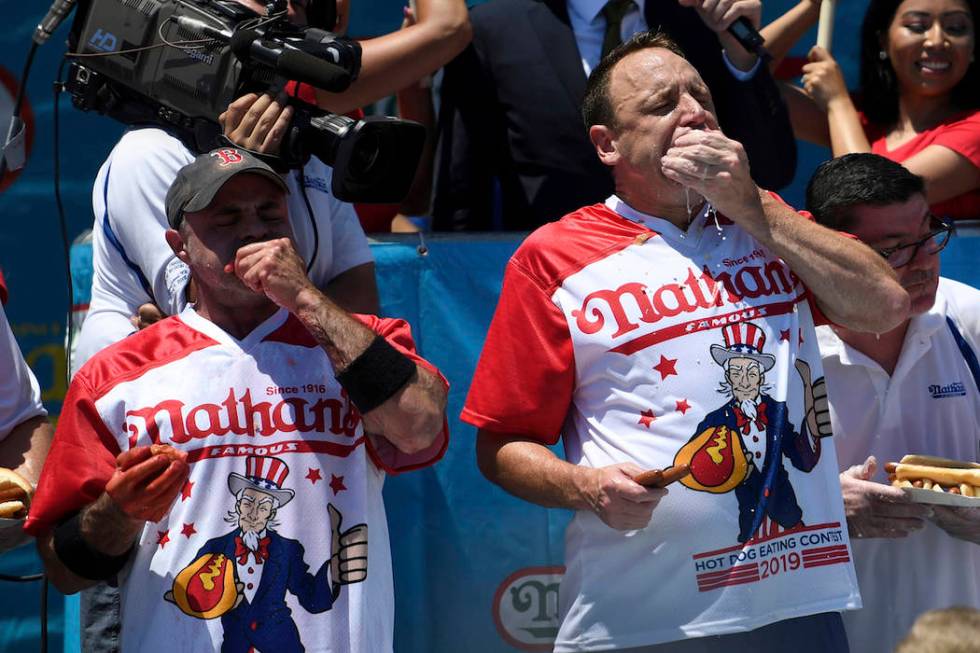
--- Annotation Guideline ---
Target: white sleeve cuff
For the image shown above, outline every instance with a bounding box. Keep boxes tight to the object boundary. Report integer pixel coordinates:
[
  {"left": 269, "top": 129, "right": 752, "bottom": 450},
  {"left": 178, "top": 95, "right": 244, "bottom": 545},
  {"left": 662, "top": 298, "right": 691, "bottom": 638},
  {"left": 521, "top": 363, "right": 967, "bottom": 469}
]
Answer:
[{"left": 722, "top": 50, "right": 761, "bottom": 81}]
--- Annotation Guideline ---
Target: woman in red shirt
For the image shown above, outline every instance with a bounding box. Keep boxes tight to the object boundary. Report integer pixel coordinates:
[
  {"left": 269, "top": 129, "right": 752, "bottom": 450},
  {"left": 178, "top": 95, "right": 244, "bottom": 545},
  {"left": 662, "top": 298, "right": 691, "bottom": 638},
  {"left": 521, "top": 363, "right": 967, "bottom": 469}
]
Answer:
[{"left": 764, "top": 0, "right": 980, "bottom": 220}]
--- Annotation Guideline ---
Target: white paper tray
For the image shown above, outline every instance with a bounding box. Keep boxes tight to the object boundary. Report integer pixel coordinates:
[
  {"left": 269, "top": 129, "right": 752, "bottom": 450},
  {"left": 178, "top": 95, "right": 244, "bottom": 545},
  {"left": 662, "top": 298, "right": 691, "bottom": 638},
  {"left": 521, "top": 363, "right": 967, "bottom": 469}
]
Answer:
[{"left": 903, "top": 487, "right": 980, "bottom": 508}]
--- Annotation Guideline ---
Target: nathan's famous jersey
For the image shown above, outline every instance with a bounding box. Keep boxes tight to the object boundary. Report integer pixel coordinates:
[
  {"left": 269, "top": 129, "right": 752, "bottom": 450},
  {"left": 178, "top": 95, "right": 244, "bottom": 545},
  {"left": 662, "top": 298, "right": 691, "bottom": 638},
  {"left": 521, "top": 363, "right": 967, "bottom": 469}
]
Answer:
[
  {"left": 27, "top": 307, "right": 448, "bottom": 653},
  {"left": 463, "top": 197, "right": 860, "bottom": 652}
]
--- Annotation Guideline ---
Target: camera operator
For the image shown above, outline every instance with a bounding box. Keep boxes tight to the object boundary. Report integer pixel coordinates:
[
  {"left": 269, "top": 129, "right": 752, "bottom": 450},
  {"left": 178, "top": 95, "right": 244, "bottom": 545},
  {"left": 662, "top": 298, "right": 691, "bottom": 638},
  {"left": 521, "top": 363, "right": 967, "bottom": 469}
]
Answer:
[{"left": 74, "top": 0, "right": 472, "bottom": 366}]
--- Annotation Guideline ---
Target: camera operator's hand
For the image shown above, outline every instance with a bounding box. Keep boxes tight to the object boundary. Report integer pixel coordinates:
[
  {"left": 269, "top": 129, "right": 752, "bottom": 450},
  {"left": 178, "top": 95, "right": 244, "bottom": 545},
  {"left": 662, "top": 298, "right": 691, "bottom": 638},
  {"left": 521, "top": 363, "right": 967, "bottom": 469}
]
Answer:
[
  {"left": 219, "top": 93, "right": 294, "bottom": 155},
  {"left": 130, "top": 303, "right": 166, "bottom": 331}
]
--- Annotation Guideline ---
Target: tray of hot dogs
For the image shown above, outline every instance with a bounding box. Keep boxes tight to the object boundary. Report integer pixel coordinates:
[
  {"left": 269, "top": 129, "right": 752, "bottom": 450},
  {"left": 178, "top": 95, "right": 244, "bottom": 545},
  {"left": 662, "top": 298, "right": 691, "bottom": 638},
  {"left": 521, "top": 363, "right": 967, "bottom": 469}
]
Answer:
[{"left": 886, "top": 455, "right": 980, "bottom": 508}]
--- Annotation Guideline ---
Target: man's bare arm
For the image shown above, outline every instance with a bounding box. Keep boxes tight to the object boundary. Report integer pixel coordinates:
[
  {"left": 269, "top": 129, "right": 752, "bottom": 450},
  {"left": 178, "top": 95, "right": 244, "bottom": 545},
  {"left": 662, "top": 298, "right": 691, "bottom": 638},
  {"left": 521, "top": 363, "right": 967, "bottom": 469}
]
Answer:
[
  {"left": 750, "top": 191, "right": 909, "bottom": 332},
  {"left": 0, "top": 415, "right": 52, "bottom": 488},
  {"left": 476, "top": 430, "right": 668, "bottom": 531},
  {"left": 314, "top": 0, "right": 471, "bottom": 115},
  {"left": 662, "top": 129, "right": 910, "bottom": 333},
  {"left": 233, "top": 239, "right": 446, "bottom": 453},
  {"left": 36, "top": 493, "right": 142, "bottom": 594}
]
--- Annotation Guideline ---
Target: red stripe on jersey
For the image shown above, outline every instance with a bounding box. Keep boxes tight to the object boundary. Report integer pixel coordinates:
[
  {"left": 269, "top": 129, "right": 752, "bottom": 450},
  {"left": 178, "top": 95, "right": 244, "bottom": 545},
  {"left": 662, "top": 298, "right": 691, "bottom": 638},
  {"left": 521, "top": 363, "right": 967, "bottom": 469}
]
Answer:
[
  {"left": 262, "top": 314, "right": 319, "bottom": 347},
  {"left": 609, "top": 295, "right": 806, "bottom": 355},
  {"left": 77, "top": 315, "right": 220, "bottom": 399},
  {"left": 510, "top": 203, "right": 655, "bottom": 297},
  {"left": 187, "top": 437, "right": 367, "bottom": 462}
]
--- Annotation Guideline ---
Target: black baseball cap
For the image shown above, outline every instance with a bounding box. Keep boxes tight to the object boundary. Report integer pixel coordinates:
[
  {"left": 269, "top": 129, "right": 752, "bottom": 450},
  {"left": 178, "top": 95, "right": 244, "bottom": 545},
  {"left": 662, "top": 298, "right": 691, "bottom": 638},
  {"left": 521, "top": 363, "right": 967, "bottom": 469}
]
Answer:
[{"left": 165, "top": 148, "right": 290, "bottom": 228}]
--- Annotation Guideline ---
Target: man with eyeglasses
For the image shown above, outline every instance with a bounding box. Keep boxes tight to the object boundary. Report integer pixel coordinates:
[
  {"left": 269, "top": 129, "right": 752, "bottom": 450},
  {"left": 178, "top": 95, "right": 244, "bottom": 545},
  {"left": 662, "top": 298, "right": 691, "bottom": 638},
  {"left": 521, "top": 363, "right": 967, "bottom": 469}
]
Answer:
[{"left": 806, "top": 153, "right": 980, "bottom": 653}]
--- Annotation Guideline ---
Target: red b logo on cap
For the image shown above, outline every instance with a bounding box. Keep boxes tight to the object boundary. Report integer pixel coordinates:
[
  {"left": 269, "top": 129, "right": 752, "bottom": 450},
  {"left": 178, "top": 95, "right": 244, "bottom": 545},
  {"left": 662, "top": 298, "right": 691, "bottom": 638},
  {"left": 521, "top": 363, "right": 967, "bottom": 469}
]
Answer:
[{"left": 211, "top": 149, "right": 244, "bottom": 166}]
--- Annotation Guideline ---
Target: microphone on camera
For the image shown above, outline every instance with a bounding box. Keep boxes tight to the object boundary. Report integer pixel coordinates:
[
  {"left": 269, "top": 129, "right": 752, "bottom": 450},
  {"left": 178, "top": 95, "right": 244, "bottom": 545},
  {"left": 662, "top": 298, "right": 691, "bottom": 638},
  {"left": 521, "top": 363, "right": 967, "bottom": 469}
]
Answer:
[
  {"left": 230, "top": 29, "right": 353, "bottom": 92},
  {"left": 727, "top": 17, "right": 767, "bottom": 57},
  {"left": 33, "top": 0, "right": 77, "bottom": 45}
]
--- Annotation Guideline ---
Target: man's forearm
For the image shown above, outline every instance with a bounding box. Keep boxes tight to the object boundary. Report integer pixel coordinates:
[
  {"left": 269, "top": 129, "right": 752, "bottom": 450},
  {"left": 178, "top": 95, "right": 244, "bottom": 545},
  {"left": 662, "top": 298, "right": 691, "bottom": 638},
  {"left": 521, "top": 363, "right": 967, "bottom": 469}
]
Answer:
[
  {"left": 313, "top": 0, "right": 470, "bottom": 114},
  {"left": 744, "top": 193, "right": 909, "bottom": 332},
  {"left": 0, "top": 415, "right": 53, "bottom": 488},
  {"left": 37, "top": 493, "right": 141, "bottom": 594},
  {"left": 293, "top": 288, "right": 447, "bottom": 450},
  {"left": 476, "top": 431, "right": 592, "bottom": 511},
  {"left": 294, "top": 287, "right": 380, "bottom": 369}
]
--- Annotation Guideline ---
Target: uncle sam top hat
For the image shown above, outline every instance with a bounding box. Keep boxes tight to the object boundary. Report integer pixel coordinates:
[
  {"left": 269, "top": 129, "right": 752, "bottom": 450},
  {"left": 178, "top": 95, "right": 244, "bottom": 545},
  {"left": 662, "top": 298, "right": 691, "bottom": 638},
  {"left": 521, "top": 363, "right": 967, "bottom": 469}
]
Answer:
[
  {"left": 228, "top": 455, "right": 295, "bottom": 507},
  {"left": 710, "top": 322, "right": 776, "bottom": 372}
]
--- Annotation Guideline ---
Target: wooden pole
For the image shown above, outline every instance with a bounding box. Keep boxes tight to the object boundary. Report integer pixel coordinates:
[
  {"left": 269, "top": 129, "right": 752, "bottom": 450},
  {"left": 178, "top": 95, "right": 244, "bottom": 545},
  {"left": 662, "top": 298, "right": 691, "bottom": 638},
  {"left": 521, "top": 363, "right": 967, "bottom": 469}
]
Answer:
[{"left": 817, "top": 0, "right": 836, "bottom": 50}]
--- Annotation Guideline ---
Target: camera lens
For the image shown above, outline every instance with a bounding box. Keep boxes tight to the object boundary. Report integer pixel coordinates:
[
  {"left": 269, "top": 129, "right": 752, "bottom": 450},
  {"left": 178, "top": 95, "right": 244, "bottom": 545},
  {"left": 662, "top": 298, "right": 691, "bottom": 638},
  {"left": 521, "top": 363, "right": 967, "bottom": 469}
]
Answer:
[{"left": 348, "top": 131, "right": 381, "bottom": 179}]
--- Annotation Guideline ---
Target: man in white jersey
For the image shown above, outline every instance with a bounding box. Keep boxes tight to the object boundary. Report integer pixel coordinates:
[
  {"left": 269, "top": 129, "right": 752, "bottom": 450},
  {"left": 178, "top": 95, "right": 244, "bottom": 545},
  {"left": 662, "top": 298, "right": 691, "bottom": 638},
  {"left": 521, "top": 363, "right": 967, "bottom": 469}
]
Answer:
[
  {"left": 805, "top": 153, "right": 980, "bottom": 653},
  {"left": 463, "top": 32, "right": 910, "bottom": 651},
  {"left": 25, "top": 148, "right": 449, "bottom": 653},
  {"left": 0, "top": 288, "right": 52, "bottom": 552}
]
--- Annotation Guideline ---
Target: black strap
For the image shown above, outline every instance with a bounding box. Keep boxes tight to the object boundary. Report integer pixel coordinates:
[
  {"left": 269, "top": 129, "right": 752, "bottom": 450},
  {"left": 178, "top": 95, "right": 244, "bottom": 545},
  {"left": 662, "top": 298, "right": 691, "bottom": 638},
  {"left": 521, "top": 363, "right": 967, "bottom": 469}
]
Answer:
[
  {"left": 946, "top": 316, "right": 980, "bottom": 394},
  {"left": 52, "top": 512, "right": 133, "bottom": 581},
  {"left": 336, "top": 336, "right": 416, "bottom": 413}
]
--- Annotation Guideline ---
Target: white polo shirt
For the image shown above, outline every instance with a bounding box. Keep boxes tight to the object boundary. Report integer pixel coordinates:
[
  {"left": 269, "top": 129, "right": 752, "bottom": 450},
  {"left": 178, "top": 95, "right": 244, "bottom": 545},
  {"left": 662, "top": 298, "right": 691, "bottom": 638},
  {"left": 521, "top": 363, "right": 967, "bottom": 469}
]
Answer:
[{"left": 818, "top": 277, "right": 980, "bottom": 653}]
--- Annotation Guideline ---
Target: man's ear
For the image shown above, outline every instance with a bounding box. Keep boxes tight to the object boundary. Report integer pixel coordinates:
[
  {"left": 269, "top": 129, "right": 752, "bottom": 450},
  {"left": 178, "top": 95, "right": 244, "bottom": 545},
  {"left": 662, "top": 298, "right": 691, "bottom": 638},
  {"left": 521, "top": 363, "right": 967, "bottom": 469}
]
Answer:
[
  {"left": 589, "top": 124, "right": 619, "bottom": 167},
  {"left": 165, "top": 228, "right": 189, "bottom": 263}
]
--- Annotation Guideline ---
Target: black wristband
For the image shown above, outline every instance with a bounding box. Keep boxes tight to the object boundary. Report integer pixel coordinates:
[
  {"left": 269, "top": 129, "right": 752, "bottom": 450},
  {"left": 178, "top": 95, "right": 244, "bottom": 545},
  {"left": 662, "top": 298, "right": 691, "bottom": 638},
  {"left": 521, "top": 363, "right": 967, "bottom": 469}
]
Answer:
[
  {"left": 336, "top": 336, "right": 417, "bottom": 413},
  {"left": 52, "top": 512, "right": 134, "bottom": 581}
]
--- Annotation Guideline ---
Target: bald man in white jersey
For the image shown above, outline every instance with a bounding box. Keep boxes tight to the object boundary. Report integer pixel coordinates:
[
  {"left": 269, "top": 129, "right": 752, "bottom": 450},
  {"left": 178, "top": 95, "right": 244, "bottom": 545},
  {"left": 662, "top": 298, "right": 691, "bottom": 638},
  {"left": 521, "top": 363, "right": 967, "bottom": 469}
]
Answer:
[{"left": 463, "top": 31, "right": 910, "bottom": 652}]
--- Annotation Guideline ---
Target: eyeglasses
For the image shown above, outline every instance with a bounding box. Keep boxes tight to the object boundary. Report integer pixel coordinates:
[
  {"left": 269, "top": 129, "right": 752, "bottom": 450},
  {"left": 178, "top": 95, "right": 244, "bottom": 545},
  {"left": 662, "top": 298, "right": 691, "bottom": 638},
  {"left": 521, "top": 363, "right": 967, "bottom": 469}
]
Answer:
[{"left": 874, "top": 214, "right": 953, "bottom": 268}]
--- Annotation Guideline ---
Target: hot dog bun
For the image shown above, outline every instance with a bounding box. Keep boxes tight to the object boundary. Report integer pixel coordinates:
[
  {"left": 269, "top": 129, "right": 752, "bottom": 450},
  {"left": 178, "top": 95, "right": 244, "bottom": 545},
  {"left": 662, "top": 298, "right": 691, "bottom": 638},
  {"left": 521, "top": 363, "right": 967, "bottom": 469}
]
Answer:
[
  {"left": 894, "top": 463, "right": 980, "bottom": 487},
  {"left": 888, "top": 455, "right": 980, "bottom": 497},
  {"left": 0, "top": 500, "right": 26, "bottom": 519},
  {"left": 150, "top": 444, "right": 187, "bottom": 463},
  {"left": 0, "top": 468, "right": 32, "bottom": 518},
  {"left": 899, "top": 454, "right": 980, "bottom": 470}
]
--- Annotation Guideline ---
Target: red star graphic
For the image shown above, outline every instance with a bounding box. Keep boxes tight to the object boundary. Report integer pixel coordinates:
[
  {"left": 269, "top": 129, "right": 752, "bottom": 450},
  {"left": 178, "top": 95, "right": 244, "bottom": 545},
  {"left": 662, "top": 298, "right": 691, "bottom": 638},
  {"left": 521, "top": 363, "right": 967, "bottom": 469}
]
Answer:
[
  {"left": 157, "top": 530, "right": 170, "bottom": 549},
  {"left": 675, "top": 399, "right": 691, "bottom": 414},
  {"left": 798, "top": 329, "right": 805, "bottom": 346},
  {"left": 653, "top": 355, "right": 678, "bottom": 380},
  {"left": 306, "top": 468, "right": 323, "bottom": 484},
  {"left": 638, "top": 409, "right": 656, "bottom": 428},
  {"left": 181, "top": 523, "right": 197, "bottom": 539},
  {"left": 180, "top": 480, "right": 194, "bottom": 502},
  {"left": 329, "top": 474, "right": 347, "bottom": 495},
  {"left": 779, "top": 329, "right": 791, "bottom": 342}
]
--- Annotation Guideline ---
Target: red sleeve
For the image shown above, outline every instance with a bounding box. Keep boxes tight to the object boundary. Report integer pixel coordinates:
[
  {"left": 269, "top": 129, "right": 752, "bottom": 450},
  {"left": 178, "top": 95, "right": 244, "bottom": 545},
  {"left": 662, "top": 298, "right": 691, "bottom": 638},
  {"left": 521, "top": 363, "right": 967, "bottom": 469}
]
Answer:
[
  {"left": 352, "top": 314, "right": 450, "bottom": 475},
  {"left": 0, "top": 269, "right": 7, "bottom": 305},
  {"left": 931, "top": 111, "right": 980, "bottom": 170},
  {"left": 461, "top": 260, "right": 575, "bottom": 444},
  {"left": 23, "top": 377, "right": 121, "bottom": 535}
]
